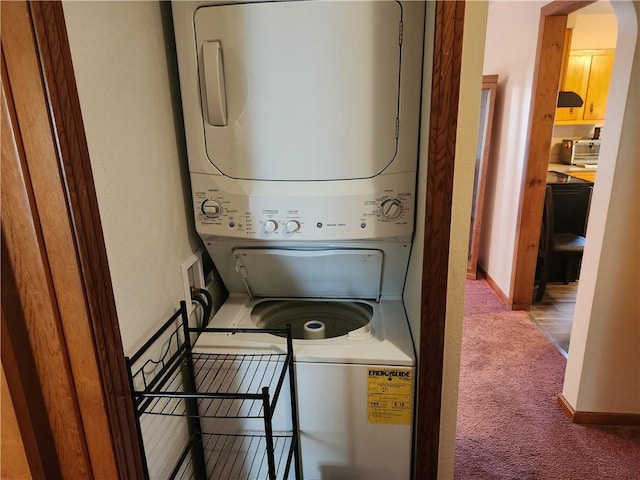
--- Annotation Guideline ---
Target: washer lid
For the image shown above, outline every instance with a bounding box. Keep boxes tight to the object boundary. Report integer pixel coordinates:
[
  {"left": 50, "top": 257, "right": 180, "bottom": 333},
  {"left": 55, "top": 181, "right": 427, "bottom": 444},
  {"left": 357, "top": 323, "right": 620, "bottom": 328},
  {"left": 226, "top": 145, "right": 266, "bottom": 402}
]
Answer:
[{"left": 232, "top": 249, "right": 383, "bottom": 300}]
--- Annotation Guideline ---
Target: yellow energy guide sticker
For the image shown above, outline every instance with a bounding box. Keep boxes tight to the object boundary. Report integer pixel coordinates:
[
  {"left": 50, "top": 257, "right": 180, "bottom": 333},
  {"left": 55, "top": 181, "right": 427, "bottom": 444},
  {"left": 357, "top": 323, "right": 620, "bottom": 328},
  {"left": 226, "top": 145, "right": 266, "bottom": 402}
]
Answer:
[{"left": 367, "top": 368, "right": 413, "bottom": 425}]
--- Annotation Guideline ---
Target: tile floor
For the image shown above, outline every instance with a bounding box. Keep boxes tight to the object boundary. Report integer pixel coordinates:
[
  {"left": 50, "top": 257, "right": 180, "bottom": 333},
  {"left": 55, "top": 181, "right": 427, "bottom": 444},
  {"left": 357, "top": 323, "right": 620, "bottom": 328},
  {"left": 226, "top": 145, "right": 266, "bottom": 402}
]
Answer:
[{"left": 529, "top": 282, "right": 578, "bottom": 358}]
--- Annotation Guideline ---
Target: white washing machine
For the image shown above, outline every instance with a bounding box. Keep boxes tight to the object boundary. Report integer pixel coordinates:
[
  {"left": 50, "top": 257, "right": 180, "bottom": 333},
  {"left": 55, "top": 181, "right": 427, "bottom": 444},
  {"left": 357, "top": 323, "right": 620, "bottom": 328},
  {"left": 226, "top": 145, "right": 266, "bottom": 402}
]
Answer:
[
  {"left": 193, "top": 246, "right": 416, "bottom": 479},
  {"left": 171, "top": 1, "right": 425, "bottom": 478}
]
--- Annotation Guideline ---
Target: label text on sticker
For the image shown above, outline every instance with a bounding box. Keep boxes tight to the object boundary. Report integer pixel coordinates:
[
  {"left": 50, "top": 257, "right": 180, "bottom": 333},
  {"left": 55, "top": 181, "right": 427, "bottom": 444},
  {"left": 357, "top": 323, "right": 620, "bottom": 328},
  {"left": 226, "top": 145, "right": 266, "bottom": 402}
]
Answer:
[{"left": 367, "top": 368, "right": 413, "bottom": 425}]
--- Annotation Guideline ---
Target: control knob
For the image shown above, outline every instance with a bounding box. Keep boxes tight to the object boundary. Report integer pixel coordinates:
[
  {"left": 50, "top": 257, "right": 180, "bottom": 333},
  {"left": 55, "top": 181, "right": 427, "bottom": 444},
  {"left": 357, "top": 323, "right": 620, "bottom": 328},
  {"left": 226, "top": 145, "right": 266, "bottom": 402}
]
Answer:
[
  {"left": 380, "top": 198, "right": 404, "bottom": 220},
  {"left": 264, "top": 219, "right": 278, "bottom": 233},
  {"left": 201, "top": 199, "right": 222, "bottom": 219},
  {"left": 286, "top": 220, "right": 301, "bottom": 233}
]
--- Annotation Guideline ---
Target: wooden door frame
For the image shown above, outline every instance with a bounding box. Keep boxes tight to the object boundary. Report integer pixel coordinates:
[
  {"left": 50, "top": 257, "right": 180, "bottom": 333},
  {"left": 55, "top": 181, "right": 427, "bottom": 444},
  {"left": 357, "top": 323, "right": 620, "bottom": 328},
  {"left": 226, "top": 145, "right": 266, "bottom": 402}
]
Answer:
[
  {"left": 2, "top": 1, "right": 464, "bottom": 477},
  {"left": 416, "top": 1, "right": 466, "bottom": 477},
  {"left": 1, "top": 2, "right": 144, "bottom": 478},
  {"left": 509, "top": 1, "right": 595, "bottom": 310}
]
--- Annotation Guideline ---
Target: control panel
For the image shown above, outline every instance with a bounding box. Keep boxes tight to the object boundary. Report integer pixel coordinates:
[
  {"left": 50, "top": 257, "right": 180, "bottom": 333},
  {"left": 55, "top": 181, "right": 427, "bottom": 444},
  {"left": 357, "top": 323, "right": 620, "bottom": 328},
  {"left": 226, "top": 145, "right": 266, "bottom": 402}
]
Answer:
[{"left": 190, "top": 172, "right": 415, "bottom": 241}]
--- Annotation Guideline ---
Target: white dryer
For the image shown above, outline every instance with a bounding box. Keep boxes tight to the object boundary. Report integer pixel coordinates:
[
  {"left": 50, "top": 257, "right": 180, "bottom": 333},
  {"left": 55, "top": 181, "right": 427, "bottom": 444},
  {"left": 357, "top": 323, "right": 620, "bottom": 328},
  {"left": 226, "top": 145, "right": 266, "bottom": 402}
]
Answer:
[{"left": 171, "top": 1, "right": 425, "bottom": 478}]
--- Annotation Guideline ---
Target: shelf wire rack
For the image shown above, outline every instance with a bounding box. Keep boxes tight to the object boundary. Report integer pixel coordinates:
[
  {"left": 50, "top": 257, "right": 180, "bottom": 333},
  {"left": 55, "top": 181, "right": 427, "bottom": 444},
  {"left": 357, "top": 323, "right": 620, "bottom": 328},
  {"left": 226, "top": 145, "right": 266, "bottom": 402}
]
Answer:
[{"left": 126, "top": 301, "right": 300, "bottom": 480}]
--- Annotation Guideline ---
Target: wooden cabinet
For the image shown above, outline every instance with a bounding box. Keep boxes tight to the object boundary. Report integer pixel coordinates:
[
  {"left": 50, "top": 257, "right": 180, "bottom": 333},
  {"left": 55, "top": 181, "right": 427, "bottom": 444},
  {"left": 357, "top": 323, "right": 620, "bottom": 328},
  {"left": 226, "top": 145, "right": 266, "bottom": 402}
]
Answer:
[{"left": 555, "top": 49, "right": 615, "bottom": 124}]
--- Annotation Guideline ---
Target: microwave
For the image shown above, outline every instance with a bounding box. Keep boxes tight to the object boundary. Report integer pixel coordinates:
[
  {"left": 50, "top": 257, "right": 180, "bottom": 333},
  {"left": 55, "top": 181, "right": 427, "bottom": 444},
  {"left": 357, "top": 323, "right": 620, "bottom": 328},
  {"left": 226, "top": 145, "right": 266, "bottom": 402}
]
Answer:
[{"left": 560, "top": 139, "right": 601, "bottom": 165}]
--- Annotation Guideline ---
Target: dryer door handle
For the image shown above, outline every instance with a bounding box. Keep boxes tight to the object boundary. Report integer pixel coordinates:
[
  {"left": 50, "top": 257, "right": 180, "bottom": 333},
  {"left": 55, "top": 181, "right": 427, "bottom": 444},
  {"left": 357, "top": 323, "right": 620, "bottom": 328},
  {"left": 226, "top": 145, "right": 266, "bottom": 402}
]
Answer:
[{"left": 201, "top": 41, "right": 228, "bottom": 126}]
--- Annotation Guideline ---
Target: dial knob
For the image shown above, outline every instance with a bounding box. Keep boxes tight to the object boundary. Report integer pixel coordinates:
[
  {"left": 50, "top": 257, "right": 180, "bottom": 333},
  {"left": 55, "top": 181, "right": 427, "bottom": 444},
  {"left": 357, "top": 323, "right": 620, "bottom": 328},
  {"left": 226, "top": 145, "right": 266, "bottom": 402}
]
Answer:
[
  {"left": 201, "top": 199, "right": 222, "bottom": 219},
  {"left": 380, "top": 198, "right": 404, "bottom": 220},
  {"left": 264, "top": 219, "right": 278, "bottom": 233},
  {"left": 286, "top": 220, "right": 301, "bottom": 233}
]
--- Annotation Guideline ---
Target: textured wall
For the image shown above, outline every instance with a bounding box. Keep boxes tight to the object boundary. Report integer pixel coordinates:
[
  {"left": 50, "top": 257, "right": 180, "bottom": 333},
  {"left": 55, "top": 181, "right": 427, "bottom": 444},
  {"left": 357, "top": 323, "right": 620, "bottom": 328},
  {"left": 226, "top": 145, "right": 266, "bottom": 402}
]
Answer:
[
  {"left": 63, "top": 2, "right": 203, "bottom": 476},
  {"left": 63, "top": 1, "right": 201, "bottom": 355}
]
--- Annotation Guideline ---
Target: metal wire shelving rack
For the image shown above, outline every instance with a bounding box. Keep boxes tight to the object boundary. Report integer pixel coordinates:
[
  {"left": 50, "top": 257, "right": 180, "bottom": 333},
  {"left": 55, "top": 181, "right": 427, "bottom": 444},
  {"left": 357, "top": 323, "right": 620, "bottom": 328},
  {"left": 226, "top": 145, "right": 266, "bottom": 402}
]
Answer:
[{"left": 126, "top": 301, "right": 300, "bottom": 480}]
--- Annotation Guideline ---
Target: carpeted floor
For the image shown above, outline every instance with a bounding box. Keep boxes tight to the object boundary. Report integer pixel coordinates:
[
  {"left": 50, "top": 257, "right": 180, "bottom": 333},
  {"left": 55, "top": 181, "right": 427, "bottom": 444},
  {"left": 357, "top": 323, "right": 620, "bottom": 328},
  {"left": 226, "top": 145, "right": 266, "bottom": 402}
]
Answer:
[{"left": 455, "top": 279, "right": 640, "bottom": 480}]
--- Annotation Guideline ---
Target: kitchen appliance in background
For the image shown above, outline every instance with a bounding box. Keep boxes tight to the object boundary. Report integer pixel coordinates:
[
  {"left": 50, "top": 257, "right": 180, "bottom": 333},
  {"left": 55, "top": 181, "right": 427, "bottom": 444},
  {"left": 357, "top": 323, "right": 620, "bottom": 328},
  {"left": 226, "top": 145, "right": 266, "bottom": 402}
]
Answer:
[
  {"left": 171, "top": 1, "right": 425, "bottom": 478},
  {"left": 560, "top": 139, "right": 602, "bottom": 166}
]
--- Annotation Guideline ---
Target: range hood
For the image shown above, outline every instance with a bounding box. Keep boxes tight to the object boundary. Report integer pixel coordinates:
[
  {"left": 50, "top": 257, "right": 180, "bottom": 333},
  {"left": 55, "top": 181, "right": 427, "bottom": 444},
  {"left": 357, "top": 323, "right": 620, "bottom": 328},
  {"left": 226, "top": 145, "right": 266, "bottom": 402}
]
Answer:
[{"left": 557, "top": 91, "right": 584, "bottom": 108}]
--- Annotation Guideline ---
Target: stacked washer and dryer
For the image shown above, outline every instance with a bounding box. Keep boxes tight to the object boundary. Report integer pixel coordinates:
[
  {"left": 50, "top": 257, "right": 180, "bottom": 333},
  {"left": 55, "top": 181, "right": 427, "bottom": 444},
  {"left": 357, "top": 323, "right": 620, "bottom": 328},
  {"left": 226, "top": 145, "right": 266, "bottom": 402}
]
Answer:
[{"left": 172, "top": 1, "right": 425, "bottom": 478}]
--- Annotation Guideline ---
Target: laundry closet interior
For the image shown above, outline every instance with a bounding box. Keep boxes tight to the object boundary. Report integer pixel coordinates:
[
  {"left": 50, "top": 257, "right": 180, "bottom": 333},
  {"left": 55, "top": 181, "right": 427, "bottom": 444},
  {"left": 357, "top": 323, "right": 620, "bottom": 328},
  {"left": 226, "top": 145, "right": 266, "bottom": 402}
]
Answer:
[{"left": 61, "top": 1, "right": 449, "bottom": 479}]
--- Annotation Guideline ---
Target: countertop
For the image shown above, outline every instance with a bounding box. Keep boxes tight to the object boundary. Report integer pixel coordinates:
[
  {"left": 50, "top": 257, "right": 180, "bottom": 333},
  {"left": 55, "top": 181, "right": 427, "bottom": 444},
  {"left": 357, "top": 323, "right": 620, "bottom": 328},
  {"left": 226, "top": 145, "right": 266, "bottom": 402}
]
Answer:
[
  {"left": 548, "top": 162, "right": 597, "bottom": 173},
  {"left": 548, "top": 162, "right": 597, "bottom": 183},
  {"left": 547, "top": 170, "right": 593, "bottom": 185}
]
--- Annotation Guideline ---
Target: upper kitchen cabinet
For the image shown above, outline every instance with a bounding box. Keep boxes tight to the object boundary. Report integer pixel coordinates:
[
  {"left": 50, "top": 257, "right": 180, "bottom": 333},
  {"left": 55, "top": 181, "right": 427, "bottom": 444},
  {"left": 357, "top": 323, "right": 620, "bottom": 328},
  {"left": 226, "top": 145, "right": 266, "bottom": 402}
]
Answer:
[{"left": 555, "top": 49, "right": 615, "bottom": 125}]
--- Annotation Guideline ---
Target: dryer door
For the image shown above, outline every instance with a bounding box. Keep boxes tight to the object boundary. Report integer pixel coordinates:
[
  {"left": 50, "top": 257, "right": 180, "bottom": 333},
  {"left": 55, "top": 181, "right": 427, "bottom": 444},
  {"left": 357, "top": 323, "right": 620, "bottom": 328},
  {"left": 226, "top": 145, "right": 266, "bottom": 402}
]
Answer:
[{"left": 194, "top": 1, "right": 402, "bottom": 181}]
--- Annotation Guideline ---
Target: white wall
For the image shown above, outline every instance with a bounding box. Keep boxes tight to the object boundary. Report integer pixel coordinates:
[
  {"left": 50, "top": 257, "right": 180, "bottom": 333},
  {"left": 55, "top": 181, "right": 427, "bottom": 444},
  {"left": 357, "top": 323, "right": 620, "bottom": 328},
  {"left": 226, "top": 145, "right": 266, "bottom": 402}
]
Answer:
[
  {"left": 442, "top": 2, "right": 489, "bottom": 475},
  {"left": 478, "top": 1, "right": 546, "bottom": 296},
  {"left": 62, "top": 1, "right": 201, "bottom": 354},
  {"left": 570, "top": 13, "right": 617, "bottom": 50},
  {"left": 404, "top": 2, "right": 488, "bottom": 477},
  {"left": 562, "top": 1, "right": 639, "bottom": 415},
  {"left": 63, "top": 2, "right": 202, "bottom": 476}
]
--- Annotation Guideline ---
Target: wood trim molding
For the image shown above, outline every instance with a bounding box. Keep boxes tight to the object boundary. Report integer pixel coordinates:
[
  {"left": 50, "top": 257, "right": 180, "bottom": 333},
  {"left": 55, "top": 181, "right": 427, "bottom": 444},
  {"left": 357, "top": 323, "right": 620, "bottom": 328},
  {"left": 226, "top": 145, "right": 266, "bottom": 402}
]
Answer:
[
  {"left": 1, "top": 361, "right": 34, "bottom": 479},
  {"left": 1, "top": 2, "right": 144, "bottom": 478},
  {"left": 478, "top": 267, "right": 511, "bottom": 307},
  {"left": 509, "top": 1, "right": 596, "bottom": 310},
  {"left": 1, "top": 173, "right": 62, "bottom": 479},
  {"left": 416, "top": 1, "right": 466, "bottom": 478},
  {"left": 27, "top": 2, "right": 145, "bottom": 478},
  {"left": 541, "top": 1, "right": 595, "bottom": 17},
  {"left": 558, "top": 394, "right": 640, "bottom": 426},
  {"left": 509, "top": 13, "right": 568, "bottom": 310},
  {"left": 1, "top": 28, "right": 92, "bottom": 478}
]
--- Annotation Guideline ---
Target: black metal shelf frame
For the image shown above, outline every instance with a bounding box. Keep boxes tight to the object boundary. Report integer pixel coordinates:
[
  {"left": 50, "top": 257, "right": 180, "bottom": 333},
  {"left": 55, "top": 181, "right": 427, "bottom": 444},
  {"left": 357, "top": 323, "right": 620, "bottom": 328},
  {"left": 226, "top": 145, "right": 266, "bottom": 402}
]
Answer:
[{"left": 126, "top": 301, "right": 300, "bottom": 480}]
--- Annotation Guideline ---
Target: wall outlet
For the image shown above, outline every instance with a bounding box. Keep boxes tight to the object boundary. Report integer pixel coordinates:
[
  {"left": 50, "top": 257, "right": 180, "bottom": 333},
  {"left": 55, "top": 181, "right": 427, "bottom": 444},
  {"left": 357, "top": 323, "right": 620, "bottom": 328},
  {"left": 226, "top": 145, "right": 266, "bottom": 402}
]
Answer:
[{"left": 181, "top": 251, "right": 205, "bottom": 316}]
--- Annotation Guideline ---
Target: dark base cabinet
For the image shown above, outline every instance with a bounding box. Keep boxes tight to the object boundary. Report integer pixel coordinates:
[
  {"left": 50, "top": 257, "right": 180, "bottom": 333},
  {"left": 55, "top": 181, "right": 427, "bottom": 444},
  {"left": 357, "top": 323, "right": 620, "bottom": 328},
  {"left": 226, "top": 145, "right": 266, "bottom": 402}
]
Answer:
[
  {"left": 535, "top": 255, "right": 583, "bottom": 284},
  {"left": 549, "top": 178, "right": 593, "bottom": 238},
  {"left": 535, "top": 171, "right": 593, "bottom": 283}
]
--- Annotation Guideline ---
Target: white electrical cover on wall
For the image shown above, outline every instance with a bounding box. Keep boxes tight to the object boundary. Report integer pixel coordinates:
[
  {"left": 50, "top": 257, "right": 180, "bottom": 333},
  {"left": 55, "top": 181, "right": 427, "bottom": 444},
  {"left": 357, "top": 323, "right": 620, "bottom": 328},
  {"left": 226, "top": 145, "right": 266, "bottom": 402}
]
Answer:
[{"left": 194, "top": 1, "right": 402, "bottom": 181}]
